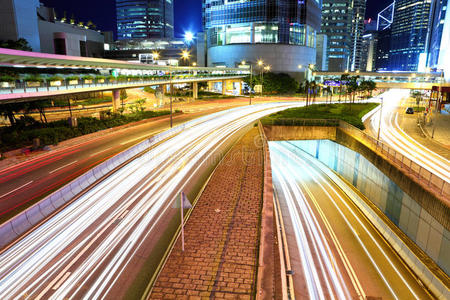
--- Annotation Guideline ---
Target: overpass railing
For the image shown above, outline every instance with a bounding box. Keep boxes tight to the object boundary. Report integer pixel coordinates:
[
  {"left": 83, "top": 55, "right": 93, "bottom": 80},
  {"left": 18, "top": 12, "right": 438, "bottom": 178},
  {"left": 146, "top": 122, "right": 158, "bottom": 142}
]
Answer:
[{"left": 0, "top": 74, "right": 246, "bottom": 96}]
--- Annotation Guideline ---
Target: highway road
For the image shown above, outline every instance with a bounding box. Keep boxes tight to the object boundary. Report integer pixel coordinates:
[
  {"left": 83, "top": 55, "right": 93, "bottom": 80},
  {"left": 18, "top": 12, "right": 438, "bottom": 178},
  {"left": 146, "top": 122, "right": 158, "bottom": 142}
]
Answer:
[
  {"left": 368, "top": 89, "right": 450, "bottom": 182},
  {"left": 0, "top": 99, "right": 261, "bottom": 223},
  {"left": 0, "top": 102, "right": 296, "bottom": 299},
  {"left": 270, "top": 141, "right": 434, "bottom": 300}
]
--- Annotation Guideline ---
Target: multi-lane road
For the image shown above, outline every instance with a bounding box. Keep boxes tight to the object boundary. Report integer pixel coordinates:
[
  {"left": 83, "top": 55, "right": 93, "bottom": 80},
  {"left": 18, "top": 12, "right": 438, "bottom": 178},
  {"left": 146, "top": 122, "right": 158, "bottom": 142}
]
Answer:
[
  {"left": 270, "top": 141, "right": 433, "bottom": 300},
  {"left": 0, "top": 103, "right": 296, "bottom": 299},
  {"left": 368, "top": 89, "right": 450, "bottom": 182}
]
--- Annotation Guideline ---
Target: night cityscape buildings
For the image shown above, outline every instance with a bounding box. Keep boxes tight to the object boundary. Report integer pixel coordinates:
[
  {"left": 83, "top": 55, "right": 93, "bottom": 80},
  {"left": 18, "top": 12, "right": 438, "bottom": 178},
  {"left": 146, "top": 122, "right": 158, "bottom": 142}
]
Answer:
[
  {"left": 202, "top": 0, "right": 321, "bottom": 79},
  {"left": 116, "top": 0, "right": 174, "bottom": 40},
  {"left": 389, "top": 0, "right": 432, "bottom": 72},
  {"left": 427, "top": 0, "right": 450, "bottom": 78},
  {"left": 0, "top": 0, "right": 106, "bottom": 56},
  {"left": 320, "top": 0, "right": 366, "bottom": 72}
]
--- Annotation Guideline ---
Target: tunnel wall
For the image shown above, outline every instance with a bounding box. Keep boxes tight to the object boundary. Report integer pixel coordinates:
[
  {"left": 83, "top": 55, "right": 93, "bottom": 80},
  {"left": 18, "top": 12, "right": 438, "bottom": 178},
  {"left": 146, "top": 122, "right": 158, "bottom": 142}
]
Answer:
[{"left": 290, "top": 139, "right": 449, "bottom": 275}]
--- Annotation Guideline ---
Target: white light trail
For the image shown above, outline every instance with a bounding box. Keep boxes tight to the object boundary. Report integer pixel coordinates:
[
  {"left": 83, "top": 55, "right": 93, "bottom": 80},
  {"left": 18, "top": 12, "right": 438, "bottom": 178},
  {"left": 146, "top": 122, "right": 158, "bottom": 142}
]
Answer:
[
  {"left": 370, "top": 89, "right": 450, "bottom": 181},
  {"left": 0, "top": 103, "right": 299, "bottom": 299}
]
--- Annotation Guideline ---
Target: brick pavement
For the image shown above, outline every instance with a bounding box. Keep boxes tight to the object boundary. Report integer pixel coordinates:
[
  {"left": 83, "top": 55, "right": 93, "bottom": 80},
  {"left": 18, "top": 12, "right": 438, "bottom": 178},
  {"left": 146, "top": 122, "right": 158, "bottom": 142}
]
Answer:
[{"left": 150, "top": 128, "right": 264, "bottom": 299}]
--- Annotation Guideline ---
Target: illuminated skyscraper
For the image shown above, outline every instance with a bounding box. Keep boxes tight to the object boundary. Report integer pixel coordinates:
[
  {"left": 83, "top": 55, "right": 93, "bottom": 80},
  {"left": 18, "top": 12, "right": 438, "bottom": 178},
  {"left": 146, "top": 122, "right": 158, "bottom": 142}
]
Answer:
[
  {"left": 116, "top": 0, "right": 174, "bottom": 40},
  {"left": 320, "top": 0, "right": 366, "bottom": 72},
  {"left": 389, "top": 0, "right": 431, "bottom": 71},
  {"left": 202, "top": 0, "right": 322, "bottom": 79},
  {"left": 427, "top": 0, "right": 450, "bottom": 80}
]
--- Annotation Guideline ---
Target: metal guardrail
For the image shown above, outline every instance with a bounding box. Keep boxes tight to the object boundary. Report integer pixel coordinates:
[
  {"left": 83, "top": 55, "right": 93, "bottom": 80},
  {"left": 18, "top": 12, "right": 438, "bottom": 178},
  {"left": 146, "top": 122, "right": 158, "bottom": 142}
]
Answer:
[
  {"left": 0, "top": 75, "right": 245, "bottom": 96},
  {"left": 338, "top": 121, "right": 449, "bottom": 199}
]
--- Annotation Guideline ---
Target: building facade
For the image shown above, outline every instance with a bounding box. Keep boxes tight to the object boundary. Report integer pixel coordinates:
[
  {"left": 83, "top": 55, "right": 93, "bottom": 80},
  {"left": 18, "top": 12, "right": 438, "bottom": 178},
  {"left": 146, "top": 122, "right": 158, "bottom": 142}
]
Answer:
[
  {"left": 389, "top": 0, "right": 432, "bottom": 71},
  {"left": 0, "top": 0, "right": 106, "bottom": 57},
  {"left": 202, "top": 0, "right": 321, "bottom": 79},
  {"left": 427, "top": 0, "right": 450, "bottom": 81},
  {"left": 321, "top": 0, "right": 366, "bottom": 72},
  {"left": 104, "top": 38, "right": 197, "bottom": 66},
  {"left": 0, "top": 0, "right": 41, "bottom": 51},
  {"left": 116, "top": 0, "right": 174, "bottom": 40}
]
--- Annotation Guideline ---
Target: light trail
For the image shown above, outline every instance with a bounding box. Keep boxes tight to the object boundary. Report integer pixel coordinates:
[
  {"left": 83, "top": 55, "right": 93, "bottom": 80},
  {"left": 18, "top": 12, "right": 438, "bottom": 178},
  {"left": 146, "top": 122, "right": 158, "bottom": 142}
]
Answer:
[
  {"left": 270, "top": 142, "right": 433, "bottom": 300},
  {"left": 0, "top": 103, "right": 298, "bottom": 299},
  {"left": 369, "top": 89, "right": 450, "bottom": 181}
]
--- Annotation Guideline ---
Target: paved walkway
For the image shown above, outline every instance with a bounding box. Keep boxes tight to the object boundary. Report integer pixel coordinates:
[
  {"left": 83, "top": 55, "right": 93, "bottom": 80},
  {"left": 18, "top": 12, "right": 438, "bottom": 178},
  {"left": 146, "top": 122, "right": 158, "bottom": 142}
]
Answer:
[{"left": 149, "top": 128, "right": 264, "bottom": 299}]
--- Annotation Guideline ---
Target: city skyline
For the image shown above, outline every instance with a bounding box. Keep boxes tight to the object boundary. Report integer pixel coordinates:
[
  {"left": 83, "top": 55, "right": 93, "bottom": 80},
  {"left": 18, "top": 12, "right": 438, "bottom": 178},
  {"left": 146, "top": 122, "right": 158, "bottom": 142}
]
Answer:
[{"left": 40, "top": 0, "right": 391, "bottom": 38}]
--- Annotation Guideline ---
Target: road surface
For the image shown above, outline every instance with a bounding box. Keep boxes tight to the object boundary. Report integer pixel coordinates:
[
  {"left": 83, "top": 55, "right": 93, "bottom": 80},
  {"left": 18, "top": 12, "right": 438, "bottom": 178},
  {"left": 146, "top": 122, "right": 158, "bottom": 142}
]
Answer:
[
  {"left": 270, "top": 141, "right": 434, "bottom": 300},
  {"left": 0, "top": 102, "right": 296, "bottom": 299},
  {"left": 368, "top": 89, "right": 450, "bottom": 182}
]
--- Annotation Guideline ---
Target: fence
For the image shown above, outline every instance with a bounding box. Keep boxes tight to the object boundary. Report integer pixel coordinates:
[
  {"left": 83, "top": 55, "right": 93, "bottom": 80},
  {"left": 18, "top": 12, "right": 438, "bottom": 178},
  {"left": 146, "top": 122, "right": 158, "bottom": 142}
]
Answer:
[{"left": 0, "top": 75, "right": 244, "bottom": 96}]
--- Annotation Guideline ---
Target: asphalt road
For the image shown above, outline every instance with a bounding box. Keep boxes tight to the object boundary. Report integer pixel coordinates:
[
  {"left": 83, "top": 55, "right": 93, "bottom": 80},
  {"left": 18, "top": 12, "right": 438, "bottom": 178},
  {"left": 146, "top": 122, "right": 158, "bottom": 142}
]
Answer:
[
  {"left": 367, "top": 89, "right": 449, "bottom": 182},
  {"left": 0, "top": 102, "right": 298, "bottom": 299},
  {"left": 270, "top": 141, "right": 434, "bottom": 300},
  {"left": 0, "top": 97, "right": 267, "bottom": 223}
]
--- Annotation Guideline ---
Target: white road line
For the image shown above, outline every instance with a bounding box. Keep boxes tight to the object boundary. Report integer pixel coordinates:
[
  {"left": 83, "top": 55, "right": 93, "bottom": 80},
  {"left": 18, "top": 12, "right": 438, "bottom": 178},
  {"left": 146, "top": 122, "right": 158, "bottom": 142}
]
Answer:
[
  {"left": 52, "top": 272, "right": 71, "bottom": 290},
  {"left": 89, "top": 148, "right": 112, "bottom": 157},
  {"left": 49, "top": 161, "right": 78, "bottom": 174},
  {"left": 118, "top": 210, "right": 129, "bottom": 219},
  {"left": 120, "top": 135, "right": 150, "bottom": 145},
  {"left": 0, "top": 180, "right": 34, "bottom": 198}
]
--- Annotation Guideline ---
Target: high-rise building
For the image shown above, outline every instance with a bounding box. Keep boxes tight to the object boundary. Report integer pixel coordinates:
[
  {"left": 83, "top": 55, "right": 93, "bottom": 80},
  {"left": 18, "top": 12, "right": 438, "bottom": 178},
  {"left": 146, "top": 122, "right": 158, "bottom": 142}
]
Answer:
[
  {"left": 116, "top": 0, "right": 174, "bottom": 40},
  {"left": 389, "top": 0, "right": 432, "bottom": 71},
  {"left": 321, "top": 0, "right": 366, "bottom": 72},
  {"left": 361, "top": 33, "right": 377, "bottom": 72},
  {"left": 202, "top": 0, "right": 322, "bottom": 79},
  {"left": 316, "top": 34, "right": 328, "bottom": 71},
  {"left": 427, "top": 0, "right": 450, "bottom": 81}
]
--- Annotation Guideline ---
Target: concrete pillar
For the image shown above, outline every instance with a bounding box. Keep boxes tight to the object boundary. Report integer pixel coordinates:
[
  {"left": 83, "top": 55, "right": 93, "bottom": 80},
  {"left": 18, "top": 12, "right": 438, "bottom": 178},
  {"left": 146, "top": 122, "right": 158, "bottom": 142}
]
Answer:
[
  {"left": 112, "top": 89, "right": 120, "bottom": 112},
  {"left": 193, "top": 82, "right": 198, "bottom": 99},
  {"left": 222, "top": 80, "right": 226, "bottom": 95},
  {"left": 208, "top": 81, "right": 214, "bottom": 91}
]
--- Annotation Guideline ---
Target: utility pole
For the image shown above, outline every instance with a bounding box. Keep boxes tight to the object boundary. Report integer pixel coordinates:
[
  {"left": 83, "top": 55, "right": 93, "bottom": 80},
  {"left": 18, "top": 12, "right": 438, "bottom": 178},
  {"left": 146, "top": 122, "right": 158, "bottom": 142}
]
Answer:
[
  {"left": 170, "top": 66, "right": 173, "bottom": 128},
  {"left": 377, "top": 96, "right": 384, "bottom": 144},
  {"left": 249, "top": 64, "right": 253, "bottom": 105}
]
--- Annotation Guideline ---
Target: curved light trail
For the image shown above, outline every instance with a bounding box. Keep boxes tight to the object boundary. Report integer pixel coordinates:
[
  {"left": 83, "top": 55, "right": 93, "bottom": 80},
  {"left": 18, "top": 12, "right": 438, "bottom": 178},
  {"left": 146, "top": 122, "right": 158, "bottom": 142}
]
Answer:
[
  {"left": 0, "top": 103, "right": 298, "bottom": 299},
  {"left": 270, "top": 141, "right": 433, "bottom": 300},
  {"left": 369, "top": 89, "right": 450, "bottom": 181}
]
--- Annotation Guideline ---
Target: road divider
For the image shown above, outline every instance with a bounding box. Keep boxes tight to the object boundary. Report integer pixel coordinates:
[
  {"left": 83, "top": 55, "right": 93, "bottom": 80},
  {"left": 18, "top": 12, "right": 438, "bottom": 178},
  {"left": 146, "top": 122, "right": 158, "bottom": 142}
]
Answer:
[{"left": 0, "top": 121, "right": 188, "bottom": 250}]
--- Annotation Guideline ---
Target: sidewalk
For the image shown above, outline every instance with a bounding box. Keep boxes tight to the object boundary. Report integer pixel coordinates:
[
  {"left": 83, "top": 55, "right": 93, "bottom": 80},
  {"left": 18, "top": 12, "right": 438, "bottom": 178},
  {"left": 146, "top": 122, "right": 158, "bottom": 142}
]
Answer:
[
  {"left": 397, "top": 109, "right": 450, "bottom": 159},
  {"left": 149, "top": 128, "right": 264, "bottom": 299}
]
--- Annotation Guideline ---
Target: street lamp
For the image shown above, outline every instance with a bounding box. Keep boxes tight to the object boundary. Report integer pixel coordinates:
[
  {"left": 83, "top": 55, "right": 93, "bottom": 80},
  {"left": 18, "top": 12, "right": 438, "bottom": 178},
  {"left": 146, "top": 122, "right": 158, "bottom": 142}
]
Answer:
[
  {"left": 377, "top": 96, "right": 384, "bottom": 144},
  {"left": 181, "top": 50, "right": 190, "bottom": 61},
  {"left": 152, "top": 51, "right": 160, "bottom": 63}
]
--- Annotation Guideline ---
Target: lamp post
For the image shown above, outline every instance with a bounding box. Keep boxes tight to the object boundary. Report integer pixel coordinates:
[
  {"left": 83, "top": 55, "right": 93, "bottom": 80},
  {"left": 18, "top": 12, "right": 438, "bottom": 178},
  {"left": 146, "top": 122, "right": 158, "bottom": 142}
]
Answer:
[
  {"left": 377, "top": 96, "right": 384, "bottom": 144},
  {"left": 169, "top": 66, "right": 173, "bottom": 128},
  {"left": 432, "top": 69, "right": 444, "bottom": 138}
]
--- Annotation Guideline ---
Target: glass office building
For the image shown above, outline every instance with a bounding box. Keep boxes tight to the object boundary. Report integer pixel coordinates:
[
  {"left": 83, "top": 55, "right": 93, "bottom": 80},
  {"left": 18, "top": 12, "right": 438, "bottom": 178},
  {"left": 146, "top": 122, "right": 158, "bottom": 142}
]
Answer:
[
  {"left": 203, "top": 0, "right": 322, "bottom": 78},
  {"left": 427, "top": 0, "right": 450, "bottom": 80},
  {"left": 320, "top": 0, "right": 366, "bottom": 72},
  {"left": 389, "top": 0, "right": 431, "bottom": 71},
  {"left": 116, "top": 0, "right": 174, "bottom": 40}
]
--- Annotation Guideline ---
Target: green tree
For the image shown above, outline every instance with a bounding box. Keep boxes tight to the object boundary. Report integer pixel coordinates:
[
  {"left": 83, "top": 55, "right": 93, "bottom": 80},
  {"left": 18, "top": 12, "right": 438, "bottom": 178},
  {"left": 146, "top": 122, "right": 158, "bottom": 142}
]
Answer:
[{"left": 0, "top": 38, "right": 32, "bottom": 51}]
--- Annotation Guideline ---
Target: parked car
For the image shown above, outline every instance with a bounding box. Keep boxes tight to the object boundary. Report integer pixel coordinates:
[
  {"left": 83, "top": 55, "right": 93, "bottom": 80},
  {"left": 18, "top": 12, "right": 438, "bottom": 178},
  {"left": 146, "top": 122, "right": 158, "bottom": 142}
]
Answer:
[{"left": 405, "top": 107, "right": 414, "bottom": 114}]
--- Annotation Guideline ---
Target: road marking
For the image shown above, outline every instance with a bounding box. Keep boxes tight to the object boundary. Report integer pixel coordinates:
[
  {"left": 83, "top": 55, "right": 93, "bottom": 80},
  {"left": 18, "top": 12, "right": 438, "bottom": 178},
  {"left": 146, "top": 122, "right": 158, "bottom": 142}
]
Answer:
[
  {"left": 89, "top": 147, "right": 112, "bottom": 157},
  {"left": 49, "top": 161, "right": 78, "bottom": 174},
  {"left": 120, "top": 134, "right": 150, "bottom": 145},
  {"left": 52, "top": 272, "right": 71, "bottom": 290},
  {"left": 0, "top": 180, "right": 33, "bottom": 198}
]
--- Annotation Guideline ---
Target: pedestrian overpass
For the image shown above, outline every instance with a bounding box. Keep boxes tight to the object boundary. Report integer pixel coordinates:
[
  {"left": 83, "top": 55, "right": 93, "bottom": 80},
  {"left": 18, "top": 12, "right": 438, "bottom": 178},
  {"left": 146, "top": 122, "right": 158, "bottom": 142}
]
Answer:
[
  {"left": 0, "top": 48, "right": 248, "bottom": 110},
  {"left": 313, "top": 71, "right": 449, "bottom": 90}
]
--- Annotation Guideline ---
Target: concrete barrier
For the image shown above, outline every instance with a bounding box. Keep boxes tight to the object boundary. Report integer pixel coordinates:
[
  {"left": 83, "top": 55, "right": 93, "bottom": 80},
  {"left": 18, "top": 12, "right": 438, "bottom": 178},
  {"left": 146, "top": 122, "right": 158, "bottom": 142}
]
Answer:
[{"left": 0, "top": 122, "right": 189, "bottom": 249}]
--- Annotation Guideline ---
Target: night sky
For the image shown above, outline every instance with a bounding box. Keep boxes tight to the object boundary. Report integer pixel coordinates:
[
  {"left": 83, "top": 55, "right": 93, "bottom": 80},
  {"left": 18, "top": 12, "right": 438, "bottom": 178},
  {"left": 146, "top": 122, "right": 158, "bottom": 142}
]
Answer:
[{"left": 40, "top": 0, "right": 392, "bottom": 38}]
